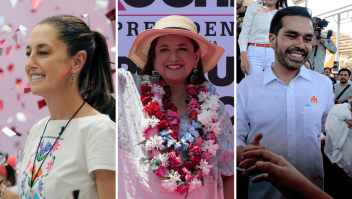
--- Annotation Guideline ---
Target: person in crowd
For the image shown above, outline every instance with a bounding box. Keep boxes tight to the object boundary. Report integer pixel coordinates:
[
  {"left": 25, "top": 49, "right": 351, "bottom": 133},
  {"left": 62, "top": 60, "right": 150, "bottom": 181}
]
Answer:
[
  {"left": 236, "top": 0, "right": 247, "bottom": 83},
  {"left": 237, "top": 6, "right": 334, "bottom": 199},
  {"left": 304, "top": 60, "right": 312, "bottom": 70},
  {"left": 0, "top": 153, "right": 17, "bottom": 193},
  {"left": 238, "top": 0, "right": 288, "bottom": 77},
  {"left": 334, "top": 68, "right": 352, "bottom": 104},
  {"left": 334, "top": 73, "right": 339, "bottom": 82},
  {"left": 309, "top": 17, "right": 337, "bottom": 73},
  {"left": 323, "top": 99, "right": 352, "bottom": 198},
  {"left": 118, "top": 15, "right": 234, "bottom": 199},
  {"left": 239, "top": 143, "right": 334, "bottom": 199},
  {"left": 323, "top": 67, "right": 336, "bottom": 84},
  {"left": 0, "top": 15, "right": 116, "bottom": 199}
]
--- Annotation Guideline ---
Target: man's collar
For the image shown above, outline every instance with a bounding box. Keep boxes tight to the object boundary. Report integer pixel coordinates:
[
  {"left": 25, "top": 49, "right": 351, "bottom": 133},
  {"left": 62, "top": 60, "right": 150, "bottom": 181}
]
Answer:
[{"left": 263, "top": 62, "right": 311, "bottom": 85}]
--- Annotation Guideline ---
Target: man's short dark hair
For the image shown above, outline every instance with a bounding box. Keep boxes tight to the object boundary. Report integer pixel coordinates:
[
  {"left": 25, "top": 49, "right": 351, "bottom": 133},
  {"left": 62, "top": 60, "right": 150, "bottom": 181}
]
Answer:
[
  {"left": 338, "top": 68, "right": 351, "bottom": 77},
  {"left": 270, "top": 6, "right": 313, "bottom": 36},
  {"left": 324, "top": 68, "right": 331, "bottom": 72}
]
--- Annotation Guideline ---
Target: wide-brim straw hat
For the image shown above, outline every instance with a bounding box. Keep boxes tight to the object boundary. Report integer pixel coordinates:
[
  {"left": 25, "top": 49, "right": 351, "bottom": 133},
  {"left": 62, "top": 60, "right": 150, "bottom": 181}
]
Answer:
[{"left": 127, "top": 15, "right": 225, "bottom": 73}]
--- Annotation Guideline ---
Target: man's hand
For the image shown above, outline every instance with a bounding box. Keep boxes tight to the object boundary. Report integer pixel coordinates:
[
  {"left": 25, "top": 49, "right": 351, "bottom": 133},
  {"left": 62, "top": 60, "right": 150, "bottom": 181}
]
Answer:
[
  {"left": 237, "top": 133, "right": 265, "bottom": 167},
  {"left": 240, "top": 52, "right": 250, "bottom": 76},
  {"left": 347, "top": 96, "right": 352, "bottom": 100},
  {"left": 239, "top": 150, "right": 333, "bottom": 199},
  {"left": 319, "top": 38, "right": 325, "bottom": 45},
  {"left": 312, "top": 39, "right": 320, "bottom": 47}
]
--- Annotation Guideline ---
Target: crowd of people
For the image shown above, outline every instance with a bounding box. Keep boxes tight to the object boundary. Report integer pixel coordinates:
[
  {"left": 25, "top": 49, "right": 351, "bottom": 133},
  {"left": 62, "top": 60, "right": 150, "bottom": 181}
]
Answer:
[{"left": 237, "top": 0, "right": 352, "bottom": 198}]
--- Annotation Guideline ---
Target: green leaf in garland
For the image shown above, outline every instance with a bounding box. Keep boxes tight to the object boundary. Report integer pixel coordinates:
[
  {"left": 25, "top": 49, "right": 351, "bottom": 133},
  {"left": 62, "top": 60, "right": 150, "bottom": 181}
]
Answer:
[
  {"left": 155, "top": 157, "right": 162, "bottom": 164},
  {"left": 201, "top": 176, "right": 204, "bottom": 187},
  {"left": 149, "top": 159, "right": 160, "bottom": 172},
  {"left": 177, "top": 181, "right": 185, "bottom": 186},
  {"left": 135, "top": 139, "right": 147, "bottom": 147},
  {"left": 36, "top": 153, "right": 46, "bottom": 162}
]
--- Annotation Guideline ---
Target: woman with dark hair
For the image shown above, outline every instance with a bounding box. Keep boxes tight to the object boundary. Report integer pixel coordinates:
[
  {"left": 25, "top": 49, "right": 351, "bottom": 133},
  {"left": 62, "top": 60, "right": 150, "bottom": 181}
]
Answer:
[
  {"left": 118, "top": 15, "right": 234, "bottom": 199},
  {"left": 238, "top": 0, "right": 288, "bottom": 77},
  {"left": 0, "top": 153, "right": 16, "bottom": 193},
  {"left": 0, "top": 15, "right": 115, "bottom": 199}
]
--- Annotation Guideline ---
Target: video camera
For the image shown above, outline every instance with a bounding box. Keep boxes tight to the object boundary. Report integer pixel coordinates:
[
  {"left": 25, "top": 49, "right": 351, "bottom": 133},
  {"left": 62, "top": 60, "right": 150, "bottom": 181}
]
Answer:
[{"left": 313, "top": 17, "right": 333, "bottom": 40}]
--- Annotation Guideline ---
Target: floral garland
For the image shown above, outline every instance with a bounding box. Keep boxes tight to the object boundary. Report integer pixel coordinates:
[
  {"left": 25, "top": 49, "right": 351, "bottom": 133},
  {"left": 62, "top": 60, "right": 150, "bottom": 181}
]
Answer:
[{"left": 138, "top": 75, "right": 221, "bottom": 198}]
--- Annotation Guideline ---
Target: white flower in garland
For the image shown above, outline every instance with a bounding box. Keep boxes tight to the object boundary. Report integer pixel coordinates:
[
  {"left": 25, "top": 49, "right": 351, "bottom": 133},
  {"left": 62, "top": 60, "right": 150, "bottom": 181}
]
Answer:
[
  {"left": 151, "top": 84, "right": 165, "bottom": 95},
  {"left": 204, "top": 122, "right": 221, "bottom": 136},
  {"left": 189, "top": 178, "right": 202, "bottom": 192},
  {"left": 197, "top": 91, "right": 210, "bottom": 102},
  {"left": 150, "top": 115, "right": 160, "bottom": 128},
  {"left": 145, "top": 135, "right": 165, "bottom": 151},
  {"left": 141, "top": 118, "right": 151, "bottom": 132},
  {"left": 196, "top": 159, "right": 213, "bottom": 176},
  {"left": 161, "top": 170, "right": 181, "bottom": 192},
  {"left": 197, "top": 109, "right": 218, "bottom": 126},
  {"left": 201, "top": 140, "right": 220, "bottom": 156},
  {"left": 157, "top": 154, "right": 170, "bottom": 167}
]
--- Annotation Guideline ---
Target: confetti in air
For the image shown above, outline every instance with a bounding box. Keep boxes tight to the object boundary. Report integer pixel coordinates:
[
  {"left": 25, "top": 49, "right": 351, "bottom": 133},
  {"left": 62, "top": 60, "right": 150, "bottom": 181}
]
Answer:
[
  {"left": 31, "top": 0, "right": 43, "bottom": 10},
  {"left": 2, "top": 127, "right": 17, "bottom": 137},
  {"left": 83, "top": 14, "right": 91, "bottom": 27}
]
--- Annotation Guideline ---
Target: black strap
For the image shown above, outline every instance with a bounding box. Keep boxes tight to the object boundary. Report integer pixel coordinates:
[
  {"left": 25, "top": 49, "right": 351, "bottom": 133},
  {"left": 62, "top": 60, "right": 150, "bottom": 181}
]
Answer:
[
  {"left": 336, "top": 84, "right": 351, "bottom": 101},
  {"left": 30, "top": 101, "right": 86, "bottom": 188},
  {"left": 162, "top": 27, "right": 191, "bottom": 31}
]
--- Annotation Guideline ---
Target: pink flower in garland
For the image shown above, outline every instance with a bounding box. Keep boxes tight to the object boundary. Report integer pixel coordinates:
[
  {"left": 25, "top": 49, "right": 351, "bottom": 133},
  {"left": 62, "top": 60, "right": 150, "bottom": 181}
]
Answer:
[
  {"left": 201, "top": 152, "right": 211, "bottom": 162},
  {"left": 46, "top": 160, "right": 52, "bottom": 172},
  {"left": 150, "top": 149, "right": 161, "bottom": 159},
  {"left": 198, "top": 87, "right": 209, "bottom": 93},
  {"left": 143, "top": 126, "right": 160, "bottom": 139},
  {"left": 53, "top": 141, "right": 60, "bottom": 152},
  {"left": 187, "top": 87, "right": 197, "bottom": 95},
  {"left": 165, "top": 110, "right": 180, "bottom": 125},
  {"left": 155, "top": 166, "right": 168, "bottom": 177},
  {"left": 205, "top": 133, "right": 216, "bottom": 143},
  {"left": 167, "top": 152, "right": 183, "bottom": 168},
  {"left": 188, "top": 98, "right": 200, "bottom": 110},
  {"left": 176, "top": 184, "right": 188, "bottom": 195}
]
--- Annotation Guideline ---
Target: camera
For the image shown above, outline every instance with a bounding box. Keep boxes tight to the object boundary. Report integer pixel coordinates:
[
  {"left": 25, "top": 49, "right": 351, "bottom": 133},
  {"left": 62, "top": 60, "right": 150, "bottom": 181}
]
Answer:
[{"left": 313, "top": 17, "right": 331, "bottom": 40}]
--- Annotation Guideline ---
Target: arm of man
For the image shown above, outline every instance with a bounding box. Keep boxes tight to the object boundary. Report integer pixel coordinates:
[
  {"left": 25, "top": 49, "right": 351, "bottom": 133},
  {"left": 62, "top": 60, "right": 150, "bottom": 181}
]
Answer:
[
  {"left": 240, "top": 150, "right": 334, "bottom": 199},
  {"left": 322, "top": 38, "right": 337, "bottom": 54},
  {"left": 95, "top": 169, "right": 115, "bottom": 199}
]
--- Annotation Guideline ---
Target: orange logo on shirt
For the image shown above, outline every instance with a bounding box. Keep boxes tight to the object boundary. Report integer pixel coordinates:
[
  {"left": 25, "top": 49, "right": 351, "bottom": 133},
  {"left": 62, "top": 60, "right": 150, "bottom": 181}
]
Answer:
[
  {"left": 311, "top": 96, "right": 318, "bottom": 103},
  {"left": 257, "top": 9, "right": 268, "bottom": 14}
]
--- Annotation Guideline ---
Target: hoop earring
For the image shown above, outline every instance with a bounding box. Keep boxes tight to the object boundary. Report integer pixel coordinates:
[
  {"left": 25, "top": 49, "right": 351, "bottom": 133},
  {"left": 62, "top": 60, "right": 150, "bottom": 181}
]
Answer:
[
  {"left": 71, "top": 73, "right": 75, "bottom": 86},
  {"left": 190, "top": 68, "right": 198, "bottom": 83},
  {"left": 150, "top": 69, "right": 160, "bottom": 82}
]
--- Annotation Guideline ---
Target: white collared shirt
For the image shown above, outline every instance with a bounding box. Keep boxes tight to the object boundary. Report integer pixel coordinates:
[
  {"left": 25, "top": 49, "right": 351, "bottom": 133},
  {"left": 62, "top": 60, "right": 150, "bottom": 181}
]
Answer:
[
  {"left": 238, "top": 2, "right": 280, "bottom": 53},
  {"left": 237, "top": 66, "right": 335, "bottom": 199}
]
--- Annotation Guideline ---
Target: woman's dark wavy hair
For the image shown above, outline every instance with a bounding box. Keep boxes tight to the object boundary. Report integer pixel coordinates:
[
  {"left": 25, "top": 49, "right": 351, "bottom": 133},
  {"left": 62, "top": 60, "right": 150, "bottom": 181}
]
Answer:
[
  {"left": 38, "top": 15, "right": 115, "bottom": 114},
  {"left": 142, "top": 36, "right": 207, "bottom": 85},
  {"left": 0, "top": 153, "right": 16, "bottom": 186}
]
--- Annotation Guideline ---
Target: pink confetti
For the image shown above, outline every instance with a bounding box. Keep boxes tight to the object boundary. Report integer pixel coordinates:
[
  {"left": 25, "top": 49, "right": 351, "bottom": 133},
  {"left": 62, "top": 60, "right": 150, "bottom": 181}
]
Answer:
[
  {"left": 7, "top": 64, "right": 13, "bottom": 71},
  {"left": 16, "top": 44, "right": 20, "bottom": 49},
  {"left": 38, "top": 99, "right": 46, "bottom": 109},
  {"left": 31, "top": 0, "right": 43, "bottom": 10},
  {"left": 17, "top": 94, "right": 20, "bottom": 101},
  {"left": 0, "top": 68, "right": 3, "bottom": 77},
  {"left": 21, "top": 103, "right": 25, "bottom": 108},
  {"left": 0, "top": 100, "right": 3, "bottom": 110},
  {"left": 24, "top": 88, "right": 31, "bottom": 94},
  {"left": 112, "top": 68, "right": 116, "bottom": 75},
  {"left": 55, "top": 6, "right": 59, "bottom": 10},
  {"left": 6, "top": 46, "right": 12, "bottom": 55},
  {"left": 16, "top": 170, "right": 19, "bottom": 175},
  {"left": 16, "top": 79, "right": 24, "bottom": 88},
  {"left": 0, "top": 39, "right": 5, "bottom": 47}
]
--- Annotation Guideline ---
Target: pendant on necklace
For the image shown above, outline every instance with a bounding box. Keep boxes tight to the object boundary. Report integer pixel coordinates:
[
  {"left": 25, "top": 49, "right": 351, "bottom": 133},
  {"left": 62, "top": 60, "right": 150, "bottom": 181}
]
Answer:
[{"left": 28, "top": 188, "right": 35, "bottom": 198}]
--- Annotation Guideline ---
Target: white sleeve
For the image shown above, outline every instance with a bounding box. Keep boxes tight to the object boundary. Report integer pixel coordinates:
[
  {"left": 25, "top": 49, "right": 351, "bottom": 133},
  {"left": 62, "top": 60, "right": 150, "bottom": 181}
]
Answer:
[
  {"left": 86, "top": 119, "right": 116, "bottom": 181},
  {"left": 322, "top": 85, "right": 335, "bottom": 133},
  {"left": 236, "top": 84, "right": 250, "bottom": 148},
  {"left": 238, "top": 3, "right": 255, "bottom": 53}
]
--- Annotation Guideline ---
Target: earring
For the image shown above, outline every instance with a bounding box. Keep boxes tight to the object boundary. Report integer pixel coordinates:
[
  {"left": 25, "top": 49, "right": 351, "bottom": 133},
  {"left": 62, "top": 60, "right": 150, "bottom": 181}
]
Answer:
[
  {"left": 150, "top": 69, "right": 160, "bottom": 82},
  {"left": 263, "top": 0, "right": 266, "bottom": 4},
  {"left": 190, "top": 68, "right": 198, "bottom": 83},
  {"left": 71, "top": 73, "right": 75, "bottom": 86}
]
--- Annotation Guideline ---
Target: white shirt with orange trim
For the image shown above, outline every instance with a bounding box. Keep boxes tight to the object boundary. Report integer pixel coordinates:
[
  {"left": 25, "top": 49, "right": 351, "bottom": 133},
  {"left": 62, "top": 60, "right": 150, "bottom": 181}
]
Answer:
[
  {"left": 237, "top": 66, "right": 335, "bottom": 199},
  {"left": 238, "top": 2, "right": 281, "bottom": 53}
]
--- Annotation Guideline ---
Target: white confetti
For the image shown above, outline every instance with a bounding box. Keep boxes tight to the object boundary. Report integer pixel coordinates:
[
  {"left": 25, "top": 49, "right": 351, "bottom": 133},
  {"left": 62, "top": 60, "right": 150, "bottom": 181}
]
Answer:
[
  {"left": 18, "top": 25, "right": 27, "bottom": 36},
  {"left": 95, "top": 0, "right": 109, "bottom": 9},
  {"left": 16, "top": 112, "right": 27, "bottom": 122},
  {"left": 7, "top": 117, "right": 13, "bottom": 123},
  {"left": 2, "top": 127, "right": 16, "bottom": 137},
  {"left": 111, "top": 46, "right": 116, "bottom": 52},
  {"left": 9, "top": 0, "right": 19, "bottom": 8},
  {"left": 12, "top": 34, "right": 21, "bottom": 44},
  {"left": 2, "top": 25, "right": 12, "bottom": 33}
]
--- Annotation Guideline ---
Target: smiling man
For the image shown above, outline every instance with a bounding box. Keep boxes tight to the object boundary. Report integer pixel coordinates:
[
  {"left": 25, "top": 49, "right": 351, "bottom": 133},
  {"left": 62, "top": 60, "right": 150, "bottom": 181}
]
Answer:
[{"left": 237, "top": 7, "right": 335, "bottom": 199}]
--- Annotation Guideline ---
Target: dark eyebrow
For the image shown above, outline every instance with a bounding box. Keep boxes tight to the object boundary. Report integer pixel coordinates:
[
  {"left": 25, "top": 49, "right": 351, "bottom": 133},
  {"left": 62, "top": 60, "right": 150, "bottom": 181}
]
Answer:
[
  {"left": 285, "top": 30, "right": 313, "bottom": 37},
  {"left": 26, "top": 43, "right": 49, "bottom": 49}
]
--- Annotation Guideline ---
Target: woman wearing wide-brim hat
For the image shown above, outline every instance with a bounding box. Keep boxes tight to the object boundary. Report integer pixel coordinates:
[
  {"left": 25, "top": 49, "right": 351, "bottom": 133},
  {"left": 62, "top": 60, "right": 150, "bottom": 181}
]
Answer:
[{"left": 118, "top": 15, "right": 234, "bottom": 199}]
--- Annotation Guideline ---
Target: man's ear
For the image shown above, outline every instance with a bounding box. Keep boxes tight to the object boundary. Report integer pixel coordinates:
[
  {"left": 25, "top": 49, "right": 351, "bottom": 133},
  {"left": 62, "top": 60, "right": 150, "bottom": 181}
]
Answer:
[
  {"left": 71, "top": 50, "right": 87, "bottom": 74},
  {"left": 269, "top": 33, "right": 276, "bottom": 50}
]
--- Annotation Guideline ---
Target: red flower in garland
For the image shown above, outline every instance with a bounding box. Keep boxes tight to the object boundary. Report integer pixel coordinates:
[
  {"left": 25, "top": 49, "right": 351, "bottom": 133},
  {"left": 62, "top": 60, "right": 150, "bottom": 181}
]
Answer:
[
  {"left": 191, "top": 155, "right": 201, "bottom": 165},
  {"left": 143, "top": 101, "right": 161, "bottom": 115},
  {"left": 141, "top": 85, "right": 152, "bottom": 95},
  {"left": 155, "top": 111, "right": 164, "bottom": 120},
  {"left": 158, "top": 120, "right": 168, "bottom": 129},
  {"left": 141, "top": 96, "right": 152, "bottom": 105},
  {"left": 190, "top": 110, "right": 197, "bottom": 123}
]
